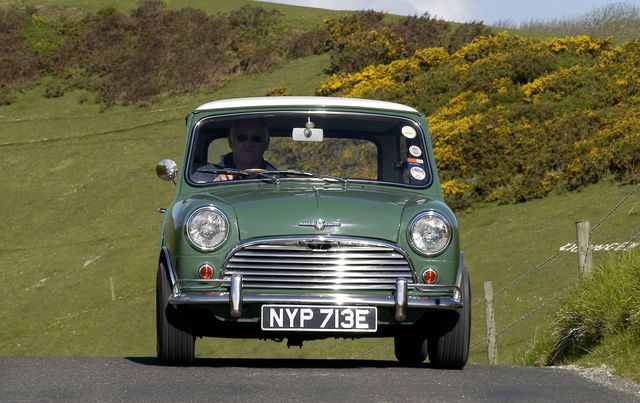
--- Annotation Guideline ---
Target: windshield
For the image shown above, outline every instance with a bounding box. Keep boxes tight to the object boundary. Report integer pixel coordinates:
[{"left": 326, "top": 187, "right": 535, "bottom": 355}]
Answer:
[{"left": 187, "top": 112, "right": 431, "bottom": 187}]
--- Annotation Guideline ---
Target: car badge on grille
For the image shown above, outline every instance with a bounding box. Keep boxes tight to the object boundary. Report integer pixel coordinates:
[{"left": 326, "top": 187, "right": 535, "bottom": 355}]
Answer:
[{"left": 298, "top": 218, "right": 341, "bottom": 231}]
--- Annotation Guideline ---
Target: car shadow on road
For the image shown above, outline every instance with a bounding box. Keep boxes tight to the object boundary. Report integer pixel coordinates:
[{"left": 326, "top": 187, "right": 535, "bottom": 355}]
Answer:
[{"left": 126, "top": 356, "right": 435, "bottom": 369}]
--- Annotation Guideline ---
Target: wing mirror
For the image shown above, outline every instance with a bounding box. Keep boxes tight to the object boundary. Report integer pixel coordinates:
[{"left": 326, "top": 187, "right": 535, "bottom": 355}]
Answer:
[{"left": 156, "top": 159, "right": 177, "bottom": 183}]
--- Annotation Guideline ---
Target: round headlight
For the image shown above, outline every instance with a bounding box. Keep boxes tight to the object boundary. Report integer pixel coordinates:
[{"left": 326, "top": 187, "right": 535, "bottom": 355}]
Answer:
[
  {"left": 408, "top": 211, "right": 452, "bottom": 256},
  {"left": 185, "top": 206, "right": 229, "bottom": 252}
]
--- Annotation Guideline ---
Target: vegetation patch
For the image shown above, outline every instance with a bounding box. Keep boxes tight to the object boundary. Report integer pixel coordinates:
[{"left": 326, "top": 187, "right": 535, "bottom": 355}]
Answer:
[
  {"left": 521, "top": 248, "right": 640, "bottom": 382},
  {"left": 317, "top": 32, "right": 640, "bottom": 207}
]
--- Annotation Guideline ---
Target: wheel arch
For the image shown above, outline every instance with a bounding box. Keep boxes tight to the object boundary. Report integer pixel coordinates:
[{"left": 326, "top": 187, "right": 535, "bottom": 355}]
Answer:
[{"left": 159, "top": 246, "right": 178, "bottom": 290}]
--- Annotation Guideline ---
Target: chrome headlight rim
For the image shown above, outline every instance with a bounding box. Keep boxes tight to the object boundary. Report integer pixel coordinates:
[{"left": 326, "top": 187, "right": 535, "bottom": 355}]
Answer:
[
  {"left": 408, "top": 210, "right": 452, "bottom": 257},
  {"left": 185, "top": 206, "right": 229, "bottom": 252}
]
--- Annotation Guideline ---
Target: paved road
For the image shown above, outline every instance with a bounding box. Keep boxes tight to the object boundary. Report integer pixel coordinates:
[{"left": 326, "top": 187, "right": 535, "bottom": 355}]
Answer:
[{"left": 1, "top": 357, "right": 639, "bottom": 402}]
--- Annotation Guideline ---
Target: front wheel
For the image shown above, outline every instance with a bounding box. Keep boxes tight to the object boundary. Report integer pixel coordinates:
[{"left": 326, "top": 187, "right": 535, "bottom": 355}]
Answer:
[
  {"left": 427, "top": 268, "right": 471, "bottom": 369},
  {"left": 156, "top": 261, "right": 195, "bottom": 366}
]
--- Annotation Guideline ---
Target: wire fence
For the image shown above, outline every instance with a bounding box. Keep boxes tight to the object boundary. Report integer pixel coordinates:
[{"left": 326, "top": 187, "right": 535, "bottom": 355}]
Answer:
[
  {"left": 472, "top": 181, "right": 640, "bottom": 310},
  {"left": 470, "top": 183, "right": 640, "bottom": 352},
  {"left": 591, "top": 182, "right": 640, "bottom": 233},
  {"left": 471, "top": 293, "right": 563, "bottom": 349}
]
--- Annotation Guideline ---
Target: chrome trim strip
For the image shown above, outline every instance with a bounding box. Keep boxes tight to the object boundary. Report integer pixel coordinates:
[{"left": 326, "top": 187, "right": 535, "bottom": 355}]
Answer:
[
  {"left": 229, "top": 256, "right": 407, "bottom": 261},
  {"left": 168, "top": 292, "right": 462, "bottom": 310},
  {"left": 230, "top": 274, "right": 242, "bottom": 318},
  {"left": 224, "top": 275, "right": 412, "bottom": 283},
  {"left": 454, "top": 251, "right": 464, "bottom": 302},
  {"left": 174, "top": 279, "right": 457, "bottom": 292},
  {"left": 395, "top": 278, "right": 408, "bottom": 321},
  {"left": 160, "top": 247, "right": 179, "bottom": 292},
  {"left": 225, "top": 265, "right": 411, "bottom": 272}
]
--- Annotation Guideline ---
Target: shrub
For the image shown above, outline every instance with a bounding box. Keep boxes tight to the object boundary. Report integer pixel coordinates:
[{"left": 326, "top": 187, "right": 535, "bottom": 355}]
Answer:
[
  {"left": 446, "top": 21, "right": 492, "bottom": 53},
  {"left": 264, "top": 86, "right": 292, "bottom": 96},
  {"left": 1, "top": 1, "right": 311, "bottom": 106},
  {"left": 388, "top": 12, "right": 449, "bottom": 54},
  {"left": 547, "top": 249, "right": 640, "bottom": 363},
  {"left": 286, "top": 27, "right": 329, "bottom": 58},
  {"left": 316, "top": 31, "right": 640, "bottom": 207},
  {"left": 323, "top": 11, "right": 488, "bottom": 74},
  {"left": 0, "top": 84, "right": 17, "bottom": 105},
  {"left": 0, "top": 6, "right": 42, "bottom": 86},
  {"left": 53, "top": 1, "right": 292, "bottom": 105}
]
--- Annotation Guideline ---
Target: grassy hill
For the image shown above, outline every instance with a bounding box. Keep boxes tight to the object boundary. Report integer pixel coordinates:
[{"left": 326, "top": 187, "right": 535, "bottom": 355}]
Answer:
[
  {"left": 1, "top": 51, "right": 638, "bottom": 363},
  {"left": 1, "top": 0, "right": 639, "bottom": 377}
]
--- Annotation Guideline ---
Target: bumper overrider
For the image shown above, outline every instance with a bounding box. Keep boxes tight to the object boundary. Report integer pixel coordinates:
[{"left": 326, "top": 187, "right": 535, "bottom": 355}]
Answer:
[{"left": 161, "top": 240, "right": 464, "bottom": 323}]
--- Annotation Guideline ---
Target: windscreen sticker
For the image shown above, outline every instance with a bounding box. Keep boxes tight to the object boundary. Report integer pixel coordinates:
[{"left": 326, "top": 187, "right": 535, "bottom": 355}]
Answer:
[
  {"left": 407, "top": 157, "right": 424, "bottom": 164},
  {"left": 410, "top": 166, "right": 426, "bottom": 181},
  {"left": 401, "top": 126, "right": 417, "bottom": 139},
  {"left": 409, "top": 145, "right": 422, "bottom": 157}
]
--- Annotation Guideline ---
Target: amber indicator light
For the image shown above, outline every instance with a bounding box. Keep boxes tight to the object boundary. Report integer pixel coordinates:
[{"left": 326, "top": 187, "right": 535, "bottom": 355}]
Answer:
[
  {"left": 198, "top": 264, "right": 214, "bottom": 279},
  {"left": 422, "top": 268, "right": 438, "bottom": 284}
]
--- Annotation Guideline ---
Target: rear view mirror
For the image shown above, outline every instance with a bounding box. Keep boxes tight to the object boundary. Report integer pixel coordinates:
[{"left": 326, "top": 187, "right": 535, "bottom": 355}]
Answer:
[{"left": 292, "top": 127, "right": 323, "bottom": 142}]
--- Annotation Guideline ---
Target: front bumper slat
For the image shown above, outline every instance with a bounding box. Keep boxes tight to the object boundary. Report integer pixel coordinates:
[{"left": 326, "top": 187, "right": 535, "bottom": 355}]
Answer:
[
  {"left": 224, "top": 273, "right": 413, "bottom": 281},
  {"left": 169, "top": 276, "right": 462, "bottom": 321},
  {"left": 168, "top": 291, "right": 462, "bottom": 310},
  {"left": 169, "top": 292, "right": 462, "bottom": 312}
]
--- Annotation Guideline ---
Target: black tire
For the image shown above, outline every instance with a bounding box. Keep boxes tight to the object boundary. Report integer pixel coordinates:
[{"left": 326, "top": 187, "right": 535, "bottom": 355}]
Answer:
[
  {"left": 394, "top": 334, "right": 428, "bottom": 364},
  {"left": 427, "top": 268, "right": 471, "bottom": 369},
  {"left": 156, "top": 262, "right": 195, "bottom": 366}
]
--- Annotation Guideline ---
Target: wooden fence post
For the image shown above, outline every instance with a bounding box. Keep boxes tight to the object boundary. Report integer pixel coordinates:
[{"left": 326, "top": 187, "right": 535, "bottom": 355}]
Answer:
[
  {"left": 576, "top": 221, "right": 593, "bottom": 279},
  {"left": 484, "top": 281, "right": 497, "bottom": 365},
  {"left": 110, "top": 276, "right": 116, "bottom": 301}
]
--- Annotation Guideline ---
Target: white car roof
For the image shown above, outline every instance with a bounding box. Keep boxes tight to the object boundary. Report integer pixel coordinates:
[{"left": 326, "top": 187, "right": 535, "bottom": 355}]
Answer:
[{"left": 195, "top": 96, "right": 419, "bottom": 113}]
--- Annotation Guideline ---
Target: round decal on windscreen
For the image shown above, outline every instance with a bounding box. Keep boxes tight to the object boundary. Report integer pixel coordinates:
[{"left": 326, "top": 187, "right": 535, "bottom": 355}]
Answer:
[
  {"left": 410, "top": 166, "right": 426, "bottom": 180},
  {"left": 401, "top": 126, "right": 416, "bottom": 139},
  {"left": 409, "top": 145, "right": 422, "bottom": 157}
]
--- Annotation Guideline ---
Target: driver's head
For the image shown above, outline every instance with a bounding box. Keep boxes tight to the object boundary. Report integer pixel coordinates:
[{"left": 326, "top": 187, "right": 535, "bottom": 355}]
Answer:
[{"left": 228, "top": 118, "right": 270, "bottom": 170}]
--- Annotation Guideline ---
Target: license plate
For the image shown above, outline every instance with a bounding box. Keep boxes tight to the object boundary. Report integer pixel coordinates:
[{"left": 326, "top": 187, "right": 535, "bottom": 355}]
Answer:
[{"left": 261, "top": 305, "right": 377, "bottom": 332}]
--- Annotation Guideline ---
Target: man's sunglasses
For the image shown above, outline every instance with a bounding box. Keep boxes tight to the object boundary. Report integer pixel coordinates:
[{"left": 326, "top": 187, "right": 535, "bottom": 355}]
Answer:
[{"left": 235, "top": 135, "right": 263, "bottom": 143}]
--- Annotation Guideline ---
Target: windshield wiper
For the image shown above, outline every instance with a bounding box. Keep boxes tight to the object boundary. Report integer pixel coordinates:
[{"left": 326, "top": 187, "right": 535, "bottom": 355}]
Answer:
[
  {"left": 198, "top": 168, "right": 313, "bottom": 183},
  {"left": 317, "top": 174, "right": 348, "bottom": 184},
  {"left": 198, "top": 168, "right": 250, "bottom": 177},
  {"left": 198, "top": 168, "right": 348, "bottom": 186},
  {"left": 258, "top": 169, "right": 315, "bottom": 178},
  {"left": 259, "top": 170, "right": 348, "bottom": 185}
]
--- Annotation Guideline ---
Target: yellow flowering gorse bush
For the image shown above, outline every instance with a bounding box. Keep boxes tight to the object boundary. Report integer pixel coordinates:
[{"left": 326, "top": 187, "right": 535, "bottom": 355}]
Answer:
[{"left": 316, "top": 32, "right": 640, "bottom": 207}]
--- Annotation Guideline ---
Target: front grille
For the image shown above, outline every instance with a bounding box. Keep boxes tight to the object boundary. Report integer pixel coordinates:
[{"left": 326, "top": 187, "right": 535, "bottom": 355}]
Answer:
[{"left": 221, "top": 238, "right": 415, "bottom": 291}]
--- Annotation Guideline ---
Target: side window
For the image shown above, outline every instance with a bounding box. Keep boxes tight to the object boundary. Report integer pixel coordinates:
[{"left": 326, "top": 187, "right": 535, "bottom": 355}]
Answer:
[{"left": 207, "top": 137, "right": 231, "bottom": 166}]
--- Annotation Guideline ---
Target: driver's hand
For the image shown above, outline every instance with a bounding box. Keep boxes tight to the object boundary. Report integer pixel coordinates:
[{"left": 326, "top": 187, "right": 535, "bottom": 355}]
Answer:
[{"left": 213, "top": 174, "right": 235, "bottom": 182}]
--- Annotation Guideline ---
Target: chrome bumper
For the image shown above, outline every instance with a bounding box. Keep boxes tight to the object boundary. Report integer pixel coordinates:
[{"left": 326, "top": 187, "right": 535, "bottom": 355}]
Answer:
[{"left": 168, "top": 275, "right": 462, "bottom": 322}]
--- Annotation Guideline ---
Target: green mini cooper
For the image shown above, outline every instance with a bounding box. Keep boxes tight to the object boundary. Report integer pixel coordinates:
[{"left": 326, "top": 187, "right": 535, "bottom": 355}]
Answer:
[{"left": 156, "top": 96, "right": 470, "bottom": 368}]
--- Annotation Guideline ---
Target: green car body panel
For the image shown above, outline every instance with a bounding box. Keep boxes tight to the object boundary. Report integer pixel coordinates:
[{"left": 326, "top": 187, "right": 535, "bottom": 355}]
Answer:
[{"left": 156, "top": 97, "right": 470, "bottom": 368}]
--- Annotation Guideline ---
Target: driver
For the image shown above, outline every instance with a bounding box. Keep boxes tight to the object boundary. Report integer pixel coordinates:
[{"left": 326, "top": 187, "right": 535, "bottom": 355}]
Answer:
[{"left": 212, "top": 118, "right": 276, "bottom": 181}]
